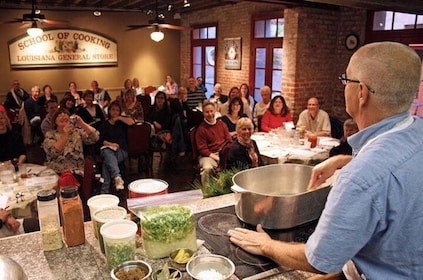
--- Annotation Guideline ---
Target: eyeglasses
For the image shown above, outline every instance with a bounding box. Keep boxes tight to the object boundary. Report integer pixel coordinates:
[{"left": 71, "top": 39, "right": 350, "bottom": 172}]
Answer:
[{"left": 338, "top": 73, "right": 375, "bottom": 94}]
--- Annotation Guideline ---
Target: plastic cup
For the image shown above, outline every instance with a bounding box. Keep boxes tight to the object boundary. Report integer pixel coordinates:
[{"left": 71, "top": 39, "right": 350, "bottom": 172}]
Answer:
[
  {"left": 87, "top": 194, "right": 120, "bottom": 238},
  {"left": 100, "top": 220, "right": 138, "bottom": 270},
  {"left": 307, "top": 133, "right": 318, "bottom": 148},
  {"left": 93, "top": 206, "right": 128, "bottom": 254}
]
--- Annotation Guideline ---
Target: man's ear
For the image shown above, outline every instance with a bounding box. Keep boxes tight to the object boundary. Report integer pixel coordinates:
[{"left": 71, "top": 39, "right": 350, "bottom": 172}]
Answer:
[{"left": 358, "top": 83, "right": 370, "bottom": 107}]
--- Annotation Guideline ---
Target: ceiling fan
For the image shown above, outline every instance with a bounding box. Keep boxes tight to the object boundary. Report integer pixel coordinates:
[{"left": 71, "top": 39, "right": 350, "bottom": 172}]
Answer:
[
  {"left": 126, "top": 0, "right": 191, "bottom": 31},
  {"left": 3, "top": 0, "right": 68, "bottom": 27}
]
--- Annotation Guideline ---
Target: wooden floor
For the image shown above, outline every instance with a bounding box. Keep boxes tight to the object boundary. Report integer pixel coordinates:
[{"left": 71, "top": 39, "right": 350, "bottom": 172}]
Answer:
[{"left": 26, "top": 144, "right": 196, "bottom": 208}]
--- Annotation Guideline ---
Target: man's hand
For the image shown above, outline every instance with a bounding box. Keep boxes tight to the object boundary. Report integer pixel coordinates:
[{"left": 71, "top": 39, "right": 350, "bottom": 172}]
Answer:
[
  {"left": 307, "top": 155, "right": 352, "bottom": 190},
  {"left": 5, "top": 216, "right": 20, "bottom": 234},
  {"left": 228, "top": 224, "right": 271, "bottom": 256}
]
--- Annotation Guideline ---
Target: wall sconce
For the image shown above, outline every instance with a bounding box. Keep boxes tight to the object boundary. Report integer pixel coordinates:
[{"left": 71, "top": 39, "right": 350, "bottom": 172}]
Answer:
[
  {"left": 150, "top": 27, "right": 164, "bottom": 42},
  {"left": 27, "top": 22, "right": 43, "bottom": 37}
]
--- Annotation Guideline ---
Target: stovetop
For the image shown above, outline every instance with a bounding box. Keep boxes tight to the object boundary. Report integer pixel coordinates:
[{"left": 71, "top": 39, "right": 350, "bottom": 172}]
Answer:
[{"left": 194, "top": 205, "right": 318, "bottom": 280}]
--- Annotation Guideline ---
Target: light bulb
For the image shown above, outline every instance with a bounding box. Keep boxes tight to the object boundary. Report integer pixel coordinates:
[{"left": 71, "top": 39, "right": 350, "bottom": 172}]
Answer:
[
  {"left": 150, "top": 30, "right": 164, "bottom": 42},
  {"left": 27, "top": 22, "right": 43, "bottom": 37}
]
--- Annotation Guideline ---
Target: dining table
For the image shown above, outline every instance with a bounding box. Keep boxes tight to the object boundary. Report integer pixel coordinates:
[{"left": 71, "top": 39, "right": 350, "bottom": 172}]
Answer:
[
  {"left": 251, "top": 131, "right": 340, "bottom": 165},
  {"left": 0, "top": 163, "right": 58, "bottom": 218}
]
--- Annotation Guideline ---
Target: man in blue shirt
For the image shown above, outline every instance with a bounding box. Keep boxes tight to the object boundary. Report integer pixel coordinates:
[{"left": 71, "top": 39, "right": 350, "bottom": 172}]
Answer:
[{"left": 228, "top": 42, "right": 423, "bottom": 279}]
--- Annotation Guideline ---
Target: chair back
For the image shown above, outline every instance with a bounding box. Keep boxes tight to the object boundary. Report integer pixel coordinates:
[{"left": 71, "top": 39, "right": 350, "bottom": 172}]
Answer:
[
  {"left": 144, "top": 86, "right": 157, "bottom": 95},
  {"left": 189, "top": 126, "right": 199, "bottom": 163},
  {"left": 82, "top": 156, "right": 95, "bottom": 202},
  {"left": 218, "top": 141, "right": 233, "bottom": 170},
  {"left": 187, "top": 109, "right": 203, "bottom": 130},
  {"left": 136, "top": 95, "right": 151, "bottom": 116},
  {"left": 330, "top": 116, "right": 343, "bottom": 139},
  {"left": 127, "top": 122, "right": 151, "bottom": 157}
]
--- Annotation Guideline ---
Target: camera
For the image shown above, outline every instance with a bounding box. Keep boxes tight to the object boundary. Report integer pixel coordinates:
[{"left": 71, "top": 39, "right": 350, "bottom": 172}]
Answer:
[{"left": 70, "top": 116, "right": 76, "bottom": 126}]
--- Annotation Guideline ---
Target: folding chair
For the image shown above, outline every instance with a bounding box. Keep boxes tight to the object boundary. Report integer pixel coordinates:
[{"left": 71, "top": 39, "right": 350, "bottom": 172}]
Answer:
[{"left": 127, "top": 122, "right": 152, "bottom": 176}]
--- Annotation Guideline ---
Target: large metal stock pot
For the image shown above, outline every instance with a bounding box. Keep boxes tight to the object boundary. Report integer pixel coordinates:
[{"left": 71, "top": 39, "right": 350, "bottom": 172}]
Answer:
[{"left": 231, "top": 164, "right": 331, "bottom": 229}]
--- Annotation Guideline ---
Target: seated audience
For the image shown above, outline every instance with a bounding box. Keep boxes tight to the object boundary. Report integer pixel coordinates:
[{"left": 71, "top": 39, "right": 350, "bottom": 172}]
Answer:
[
  {"left": 60, "top": 94, "right": 77, "bottom": 115},
  {"left": 3, "top": 80, "right": 29, "bottom": 111},
  {"left": 197, "top": 77, "right": 207, "bottom": 95},
  {"left": 186, "top": 76, "right": 206, "bottom": 110},
  {"left": 24, "top": 86, "right": 43, "bottom": 128},
  {"left": 195, "top": 102, "right": 232, "bottom": 186},
  {"left": 121, "top": 89, "right": 144, "bottom": 122},
  {"left": 119, "top": 78, "right": 132, "bottom": 102},
  {"left": 65, "top": 81, "right": 83, "bottom": 106},
  {"left": 227, "top": 118, "right": 262, "bottom": 170},
  {"left": 220, "top": 87, "right": 252, "bottom": 119},
  {"left": 329, "top": 118, "right": 358, "bottom": 157},
  {"left": 43, "top": 108, "right": 99, "bottom": 185},
  {"left": 220, "top": 97, "right": 248, "bottom": 137},
  {"left": 209, "top": 83, "right": 228, "bottom": 108},
  {"left": 240, "top": 83, "right": 255, "bottom": 116},
  {"left": 39, "top": 84, "right": 58, "bottom": 108},
  {"left": 260, "top": 95, "right": 292, "bottom": 132},
  {"left": 253, "top": 85, "right": 271, "bottom": 130},
  {"left": 91, "top": 80, "right": 111, "bottom": 110},
  {"left": 170, "top": 87, "right": 190, "bottom": 158},
  {"left": 165, "top": 75, "right": 179, "bottom": 97},
  {"left": 296, "top": 97, "right": 331, "bottom": 136},
  {"left": 41, "top": 99, "right": 59, "bottom": 136},
  {"left": 0, "top": 105, "right": 26, "bottom": 165},
  {"left": 76, "top": 90, "right": 105, "bottom": 129},
  {"left": 146, "top": 91, "right": 173, "bottom": 149},
  {"left": 99, "top": 101, "right": 135, "bottom": 193}
]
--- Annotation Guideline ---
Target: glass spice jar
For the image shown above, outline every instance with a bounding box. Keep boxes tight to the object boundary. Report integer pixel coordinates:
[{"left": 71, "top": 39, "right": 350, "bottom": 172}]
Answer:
[
  {"left": 37, "top": 189, "right": 63, "bottom": 251},
  {"left": 59, "top": 187, "right": 85, "bottom": 247}
]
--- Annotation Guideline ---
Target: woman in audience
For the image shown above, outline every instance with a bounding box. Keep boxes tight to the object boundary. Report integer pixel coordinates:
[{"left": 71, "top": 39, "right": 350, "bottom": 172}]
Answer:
[
  {"left": 260, "top": 95, "right": 292, "bottom": 132},
  {"left": 146, "top": 91, "right": 172, "bottom": 150},
  {"left": 43, "top": 107, "right": 99, "bottom": 184},
  {"left": 65, "top": 81, "right": 83, "bottom": 106},
  {"left": 39, "top": 84, "right": 58, "bottom": 108},
  {"left": 240, "top": 83, "right": 255, "bottom": 115},
  {"left": 165, "top": 75, "right": 179, "bottom": 97},
  {"left": 0, "top": 105, "right": 26, "bottom": 165},
  {"left": 60, "top": 94, "right": 77, "bottom": 115},
  {"left": 99, "top": 101, "right": 135, "bottom": 193},
  {"left": 76, "top": 90, "right": 105, "bottom": 129},
  {"left": 132, "top": 77, "right": 143, "bottom": 95},
  {"left": 170, "top": 87, "right": 190, "bottom": 159},
  {"left": 253, "top": 85, "right": 271, "bottom": 130},
  {"left": 121, "top": 88, "right": 144, "bottom": 122},
  {"left": 227, "top": 118, "right": 262, "bottom": 170},
  {"left": 220, "top": 97, "right": 248, "bottom": 138},
  {"left": 119, "top": 78, "right": 132, "bottom": 102}
]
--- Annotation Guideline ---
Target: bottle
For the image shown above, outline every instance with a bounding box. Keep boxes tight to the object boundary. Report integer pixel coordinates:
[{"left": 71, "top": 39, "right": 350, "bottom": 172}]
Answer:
[
  {"left": 293, "top": 127, "right": 300, "bottom": 145},
  {"left": 59, "top": 187, "right": 85, "bottom": 247},
  {"left": 37, "top": 189, "right": 63, "bottom": 251}
]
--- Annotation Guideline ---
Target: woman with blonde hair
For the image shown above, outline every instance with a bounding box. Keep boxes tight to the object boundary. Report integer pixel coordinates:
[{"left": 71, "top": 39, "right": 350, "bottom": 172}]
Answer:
[
  {"left": 227, "top": 117, "right": 262, "bottom": 170},
  {"left": 121, "top": 88, "right": 144, "bottom": 122}
]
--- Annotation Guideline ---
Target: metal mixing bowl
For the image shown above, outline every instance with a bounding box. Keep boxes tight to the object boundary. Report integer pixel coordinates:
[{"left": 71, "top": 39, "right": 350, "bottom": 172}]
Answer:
[
  {"left": 111, "top": 260, "right": 152, "bottom": 280},
  {"left": 0, "top": 256, "right": 27, "bottom": 280},
  {"left": 186, "top": 254, "right": 235, "bottom": 280}
]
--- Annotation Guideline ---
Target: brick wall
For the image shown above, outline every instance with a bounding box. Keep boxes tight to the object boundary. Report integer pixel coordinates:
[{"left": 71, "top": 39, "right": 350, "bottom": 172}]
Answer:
[{"left": 180, "top": 3, "right": 367, "bottom": 122}]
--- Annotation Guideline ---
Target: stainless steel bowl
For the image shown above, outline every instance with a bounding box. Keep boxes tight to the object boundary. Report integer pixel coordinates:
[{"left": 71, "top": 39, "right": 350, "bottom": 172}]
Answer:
[
  {"left": 169, "top": 248, "right": 196, "bottom": 271},
  {"left": 0, "top": 256, "right": 27, "bottom": 280},
  {"left": 111, "top": 260, "right": 152, "bottom": 280},
  {"left": 186, "top": 254, "right": 235, "bottom": 280}
]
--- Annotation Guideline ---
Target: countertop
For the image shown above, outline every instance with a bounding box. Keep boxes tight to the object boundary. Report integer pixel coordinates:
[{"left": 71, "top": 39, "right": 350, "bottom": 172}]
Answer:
[{"left": 0, "top": 193, "right": 315, "bottom": 280}]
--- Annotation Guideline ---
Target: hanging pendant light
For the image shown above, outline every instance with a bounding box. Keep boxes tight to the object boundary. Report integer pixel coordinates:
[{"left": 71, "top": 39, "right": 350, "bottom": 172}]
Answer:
[
  {"left": 150, "top": 26, "right": 164, "bottom": 42},
  {"left": 27, "top": 22, "right": 43, "bottom": 37}
]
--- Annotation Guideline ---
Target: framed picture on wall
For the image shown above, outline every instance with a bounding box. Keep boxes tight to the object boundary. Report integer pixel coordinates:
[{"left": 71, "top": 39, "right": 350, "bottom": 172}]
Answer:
[{"left": 224, "top": 37, "right": 241, "bottom": 70}]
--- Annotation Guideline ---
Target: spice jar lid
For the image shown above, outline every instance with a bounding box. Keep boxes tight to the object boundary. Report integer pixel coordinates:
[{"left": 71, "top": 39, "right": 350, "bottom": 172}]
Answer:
[
  {"left": 60, "top": 187, "right": 79, "bottom": 198},
  {"left": 37, "top": 189, "right": 57, "bottom": 201}
]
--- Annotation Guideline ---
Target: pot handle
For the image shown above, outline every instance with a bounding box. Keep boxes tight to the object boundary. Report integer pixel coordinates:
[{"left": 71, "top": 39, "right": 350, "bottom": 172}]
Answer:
[{"left": 231, "top": 184, "right": 250, "bottom": 193}]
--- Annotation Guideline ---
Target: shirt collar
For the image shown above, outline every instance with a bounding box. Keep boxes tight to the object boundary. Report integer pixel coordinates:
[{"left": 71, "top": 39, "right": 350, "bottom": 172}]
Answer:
[{"left": 348, "top": 111, "right": 410, "bottom": 156}]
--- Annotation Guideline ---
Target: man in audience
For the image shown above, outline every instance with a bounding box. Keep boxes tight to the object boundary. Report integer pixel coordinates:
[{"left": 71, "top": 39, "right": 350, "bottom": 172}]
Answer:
[
  {"left": 41, "top": 99, "right": 59, "bottom": 136},
  {"left": 3, "top": 80, "right": 29, "bottom": 111},
  {"left": 296, "top": 97, "right": 331, "bottom": 136},
  {"left": 229, "top": 42, "right": 423, "bottom": 279},
  {"left": 24, "top": 86, "right": 43, "bottom": 127},
  {"left": 329, "top": 118, "right": 358, "bottom": 157},
  {"left": 195, "top": 102, "right": 232, "bottom": 186},
  {"left": 209, "top": 83, "right": 228, "bottom": 108},
  {"left": 91, "top": 80, "right": 111, "bottom": 110},
  {"left": 186, "top": 76, "right": 206, "bottom": 110}
]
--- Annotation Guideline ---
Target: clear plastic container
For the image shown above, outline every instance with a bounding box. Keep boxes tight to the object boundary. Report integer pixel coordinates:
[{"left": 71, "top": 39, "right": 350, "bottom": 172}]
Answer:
[
  {"left": 93, "top": 206, "right": 127, "bottom": 254},
  {"left": 140, "top": 205, "right": 197, "bottom": 259},
  {"left": 100, "top": 219, "right": 138, "bottom": 270},
  {"left": 87, "top": 194, "right": 120, "bottom": 238},
  {"left": 37, "top": 189, "right": 63, "bottom": 251}
]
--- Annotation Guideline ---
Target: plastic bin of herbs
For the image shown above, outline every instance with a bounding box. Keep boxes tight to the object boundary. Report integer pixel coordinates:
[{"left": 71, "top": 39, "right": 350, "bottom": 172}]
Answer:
[
  {"left": 100, "top": 219, "right": 138, "bottom": 270},
  {"left": 139, "top": 205, "right": 197, "bottom": 259}
]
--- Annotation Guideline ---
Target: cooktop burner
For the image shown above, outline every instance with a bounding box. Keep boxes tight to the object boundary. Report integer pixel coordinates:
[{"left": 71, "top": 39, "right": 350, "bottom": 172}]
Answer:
[{"left": 194, "top": 205, "right": 318, "bottom": 279}]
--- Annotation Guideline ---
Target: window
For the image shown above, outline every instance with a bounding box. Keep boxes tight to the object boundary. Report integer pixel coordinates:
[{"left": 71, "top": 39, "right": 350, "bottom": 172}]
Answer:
[
  {"left": 192, "top": 25, "right": 217, "bottom": 98},
  {"left": 373, "top": 11, "right": 423, "bottom": 31},
  {"left": 250, "top": 16, "right": 284, "bottom": 102}
]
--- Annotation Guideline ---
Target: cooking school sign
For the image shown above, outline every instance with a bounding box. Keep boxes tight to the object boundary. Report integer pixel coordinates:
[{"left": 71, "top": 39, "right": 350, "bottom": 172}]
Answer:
[{"left": 8, "top": 28, "right": 117, "bottom": 68}]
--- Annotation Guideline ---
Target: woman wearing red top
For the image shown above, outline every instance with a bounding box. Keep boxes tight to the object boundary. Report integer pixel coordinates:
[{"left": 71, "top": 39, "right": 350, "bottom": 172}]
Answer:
[{"left": 260, "top": 95, "right": 292, "bottom": 132}]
